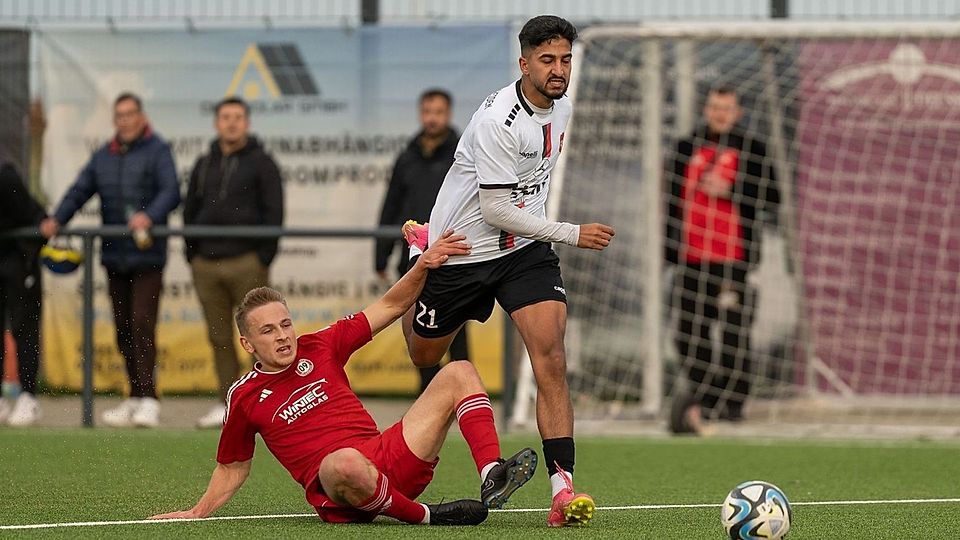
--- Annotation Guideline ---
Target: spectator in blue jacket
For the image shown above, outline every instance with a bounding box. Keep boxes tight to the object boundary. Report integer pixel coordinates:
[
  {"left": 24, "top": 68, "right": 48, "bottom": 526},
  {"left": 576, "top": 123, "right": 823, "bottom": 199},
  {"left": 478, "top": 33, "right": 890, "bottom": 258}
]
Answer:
[{"left": 41, "top": 93, "right": 180, "bottom": 428}]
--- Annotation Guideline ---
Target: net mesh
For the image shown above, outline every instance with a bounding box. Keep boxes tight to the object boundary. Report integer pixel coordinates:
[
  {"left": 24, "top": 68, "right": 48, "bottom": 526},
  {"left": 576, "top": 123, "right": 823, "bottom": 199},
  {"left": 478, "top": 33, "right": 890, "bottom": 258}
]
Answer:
[{"left": 540, "top": 25, "right": 960, "bottom": 436}]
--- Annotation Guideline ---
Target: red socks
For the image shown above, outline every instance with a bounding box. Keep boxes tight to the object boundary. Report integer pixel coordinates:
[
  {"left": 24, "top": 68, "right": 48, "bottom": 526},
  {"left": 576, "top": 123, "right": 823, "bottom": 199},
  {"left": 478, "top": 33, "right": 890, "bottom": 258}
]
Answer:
[
  {"left": 356, "top": 472, "right": 427, "bottom": 524},
  {"left": 456, "top": 393, "right": 501, "bottom": 475}
]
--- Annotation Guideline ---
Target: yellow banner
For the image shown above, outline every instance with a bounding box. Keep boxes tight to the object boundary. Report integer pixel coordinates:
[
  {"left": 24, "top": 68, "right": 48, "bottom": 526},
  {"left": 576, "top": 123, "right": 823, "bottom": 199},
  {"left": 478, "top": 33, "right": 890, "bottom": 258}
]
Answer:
[{"left": 41, "top": 269, "right": 503, "bottom": 395}]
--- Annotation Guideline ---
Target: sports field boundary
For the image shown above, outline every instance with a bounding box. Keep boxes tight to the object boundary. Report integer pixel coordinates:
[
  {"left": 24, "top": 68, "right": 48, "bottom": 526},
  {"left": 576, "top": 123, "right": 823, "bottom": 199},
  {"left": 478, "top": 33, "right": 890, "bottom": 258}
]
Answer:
[{"left": 2, "top": 497, "right": 959, "bottom": 530}]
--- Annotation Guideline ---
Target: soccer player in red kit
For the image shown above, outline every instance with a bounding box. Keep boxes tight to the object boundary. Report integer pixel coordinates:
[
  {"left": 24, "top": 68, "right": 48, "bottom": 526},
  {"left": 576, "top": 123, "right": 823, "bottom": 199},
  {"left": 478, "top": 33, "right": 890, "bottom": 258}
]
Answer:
[{"left": 150, "top": 231, "right": 537, "bottom": 526}]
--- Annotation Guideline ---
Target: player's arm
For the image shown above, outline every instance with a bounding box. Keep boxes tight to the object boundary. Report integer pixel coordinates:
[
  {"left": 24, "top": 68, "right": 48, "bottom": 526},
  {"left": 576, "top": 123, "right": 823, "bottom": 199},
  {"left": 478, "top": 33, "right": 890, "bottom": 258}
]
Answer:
[
  {"left": 478, "top": 188, "right": 614, "bottom": 250},
  {"left": 473, "top": 121, "right": 614, "bottom": 250},
  {"left": 148, "top": 459, "right": 251, "bottom": 520},
  {"left": 362, "top": 229, "right": 470, "bottom": 336}
]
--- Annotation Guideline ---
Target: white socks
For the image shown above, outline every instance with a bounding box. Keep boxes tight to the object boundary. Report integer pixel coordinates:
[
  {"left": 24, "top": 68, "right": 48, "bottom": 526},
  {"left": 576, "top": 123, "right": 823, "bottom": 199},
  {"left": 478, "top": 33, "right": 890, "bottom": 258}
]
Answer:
[
  {"left": 550, "top": 471, "right": 573, "bottom": 497},
  {"left": 420, "top": 503, "right": 430, "bottom": 524},
  {"left": 480, "top": 461, "right": 498, "bottom": 482}
]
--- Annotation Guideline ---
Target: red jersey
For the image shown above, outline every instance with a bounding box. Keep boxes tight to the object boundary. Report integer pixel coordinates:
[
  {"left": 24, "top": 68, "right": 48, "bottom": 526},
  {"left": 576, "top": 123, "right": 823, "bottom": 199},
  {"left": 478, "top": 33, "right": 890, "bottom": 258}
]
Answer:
[
  {"left": 681, "top": 145, "right": 745, "bottom": 263},
  {"left": 216, "top": 312, "right": 380, "bottom": 490}
]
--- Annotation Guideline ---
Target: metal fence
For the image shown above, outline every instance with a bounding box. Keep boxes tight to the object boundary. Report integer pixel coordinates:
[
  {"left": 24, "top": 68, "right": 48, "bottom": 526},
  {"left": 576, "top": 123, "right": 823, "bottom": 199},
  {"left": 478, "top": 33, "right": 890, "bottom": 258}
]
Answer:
[{"left": 2, "top": 225, "right": 411, "bottom": 427}]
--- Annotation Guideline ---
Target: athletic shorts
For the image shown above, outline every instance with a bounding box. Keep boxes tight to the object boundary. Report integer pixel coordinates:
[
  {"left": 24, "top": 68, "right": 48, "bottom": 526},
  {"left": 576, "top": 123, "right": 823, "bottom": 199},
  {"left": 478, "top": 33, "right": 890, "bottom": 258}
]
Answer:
[
  {"left": 307, "top": 421, "right": 438, "bottom": 523},
  {"left": 412, "top": 241, "right": 566, "bottom": 338}
]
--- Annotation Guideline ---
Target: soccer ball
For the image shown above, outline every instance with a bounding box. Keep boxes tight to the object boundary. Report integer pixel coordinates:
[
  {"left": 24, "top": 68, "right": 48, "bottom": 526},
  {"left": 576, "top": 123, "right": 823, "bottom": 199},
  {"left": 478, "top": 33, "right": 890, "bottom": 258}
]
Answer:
[{"left": 721, "top": 480, "right": 792, "bottom": 539}]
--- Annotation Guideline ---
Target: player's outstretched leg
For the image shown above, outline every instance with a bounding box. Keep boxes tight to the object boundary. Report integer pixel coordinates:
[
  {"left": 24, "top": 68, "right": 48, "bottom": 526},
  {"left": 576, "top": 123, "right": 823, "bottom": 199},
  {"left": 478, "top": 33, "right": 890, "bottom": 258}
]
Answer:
[
  {"left": 445, "top": 364, "right": 538, "bottom": 508},
  {"left": 481, "top": 446, "right": 538, "bottom": 509},
  {"left": 511, "top": 301, "right": 595, "bottom": 526},
  {"left": 319, "top": 447, "right": 490, "bottom": 526},
  {"left": 319, "top": 448, "right": 432, "bottom": 524},
  {"left": 405, "top": 362, "right": 538, "bottom": 512}
]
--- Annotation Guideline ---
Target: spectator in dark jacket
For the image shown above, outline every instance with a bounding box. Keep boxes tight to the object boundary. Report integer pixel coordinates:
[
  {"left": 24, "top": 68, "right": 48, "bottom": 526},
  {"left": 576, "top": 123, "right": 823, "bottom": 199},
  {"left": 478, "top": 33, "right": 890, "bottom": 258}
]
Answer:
[
  {"left": 665, "top": 85, "right": 780, "bottom": 435},
  {"left": 183, "top": 97, "right": 284, "bottom": 428},
  {"left": 374, "top": 89, "right": 470, "bottom": 394},
  {"left": 41, "top": 92, "right": 180, "bottom": 428},
  {"left": 0, "top": 163, "right": 48, "bottom": 426}
]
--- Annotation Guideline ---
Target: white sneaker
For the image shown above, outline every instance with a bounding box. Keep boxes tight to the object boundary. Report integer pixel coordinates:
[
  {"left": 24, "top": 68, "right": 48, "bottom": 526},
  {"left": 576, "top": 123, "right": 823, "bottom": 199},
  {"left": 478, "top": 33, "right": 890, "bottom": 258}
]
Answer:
[
  {"left": 101, "top": 398, "right": 141, "bottom": 427},
  {"left": 131, "top": 397, "right": 160, "bottom": 428},
  {"left": 0, "top": 398, "right": 10, "bottom": 424},
  {"left": 7, "top": 393, "right": 40, "bottom": 427},
  {"left": 196, "top": 404, "right": 226, "bottom": 428}
]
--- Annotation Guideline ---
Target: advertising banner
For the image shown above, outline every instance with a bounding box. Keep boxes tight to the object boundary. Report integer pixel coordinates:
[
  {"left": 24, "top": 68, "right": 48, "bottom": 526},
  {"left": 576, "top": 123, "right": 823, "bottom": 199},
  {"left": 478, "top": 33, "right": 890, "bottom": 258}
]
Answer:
[
  {"left": 797, "top": 40, "right": 960, "bottom": 394},
  {"left": 37, "top": 26, "right": 515, "bottom": 394}
]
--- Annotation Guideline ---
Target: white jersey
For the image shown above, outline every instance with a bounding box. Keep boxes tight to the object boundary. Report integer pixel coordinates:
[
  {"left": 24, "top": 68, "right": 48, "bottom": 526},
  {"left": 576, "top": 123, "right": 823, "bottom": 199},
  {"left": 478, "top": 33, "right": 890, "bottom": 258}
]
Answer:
[{"left": 428, "top": 80, "right": 572, "bottom": 264}]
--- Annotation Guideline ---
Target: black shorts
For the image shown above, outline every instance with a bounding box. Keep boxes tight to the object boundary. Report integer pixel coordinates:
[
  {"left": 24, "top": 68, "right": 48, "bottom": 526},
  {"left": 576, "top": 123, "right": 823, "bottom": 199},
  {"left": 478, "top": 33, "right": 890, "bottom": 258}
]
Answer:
[{"left": 411, "top": 241, "right": 566, "bottom": 338}]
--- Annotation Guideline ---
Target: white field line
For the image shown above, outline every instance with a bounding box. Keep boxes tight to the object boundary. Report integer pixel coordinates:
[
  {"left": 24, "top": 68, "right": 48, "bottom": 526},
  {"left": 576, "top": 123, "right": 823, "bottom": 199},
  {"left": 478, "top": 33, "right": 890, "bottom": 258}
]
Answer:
[{"left": 2, "top": 498, "right": 959, "bottom": 530}]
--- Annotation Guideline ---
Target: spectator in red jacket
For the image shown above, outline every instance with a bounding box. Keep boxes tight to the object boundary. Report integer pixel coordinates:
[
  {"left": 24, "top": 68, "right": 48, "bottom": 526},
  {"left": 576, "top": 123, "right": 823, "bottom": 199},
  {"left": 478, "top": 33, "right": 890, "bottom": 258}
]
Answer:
[{"left": 665, "top": 85, "right": 780, "bottom": 434}]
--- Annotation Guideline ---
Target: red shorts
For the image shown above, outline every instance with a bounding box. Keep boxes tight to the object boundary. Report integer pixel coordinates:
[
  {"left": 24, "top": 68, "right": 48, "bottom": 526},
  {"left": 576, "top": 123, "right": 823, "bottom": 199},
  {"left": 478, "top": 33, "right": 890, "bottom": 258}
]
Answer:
[{"left": 306, "top": 420, "right": 439, "bottom": 523}]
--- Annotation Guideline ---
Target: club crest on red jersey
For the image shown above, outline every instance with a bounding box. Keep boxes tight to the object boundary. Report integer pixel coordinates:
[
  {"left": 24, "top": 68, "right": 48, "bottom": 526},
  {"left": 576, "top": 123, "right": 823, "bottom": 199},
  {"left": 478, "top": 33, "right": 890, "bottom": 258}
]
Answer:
[{"left": 296, "top": 359, "right": 314, "bottom": 377}]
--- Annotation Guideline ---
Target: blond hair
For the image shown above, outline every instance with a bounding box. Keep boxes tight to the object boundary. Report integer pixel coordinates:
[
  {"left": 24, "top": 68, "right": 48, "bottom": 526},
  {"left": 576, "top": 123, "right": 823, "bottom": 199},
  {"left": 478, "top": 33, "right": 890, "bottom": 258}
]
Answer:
[{"left": 235, "top": 286, "right": 287, "bottom": 336}]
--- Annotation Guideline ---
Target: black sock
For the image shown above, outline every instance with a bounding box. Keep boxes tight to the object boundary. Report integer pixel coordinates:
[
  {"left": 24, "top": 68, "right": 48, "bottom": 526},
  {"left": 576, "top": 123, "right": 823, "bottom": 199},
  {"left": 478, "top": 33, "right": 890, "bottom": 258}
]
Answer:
[{"left": 542, "top": 437, "right": 575, "bottom": 476}]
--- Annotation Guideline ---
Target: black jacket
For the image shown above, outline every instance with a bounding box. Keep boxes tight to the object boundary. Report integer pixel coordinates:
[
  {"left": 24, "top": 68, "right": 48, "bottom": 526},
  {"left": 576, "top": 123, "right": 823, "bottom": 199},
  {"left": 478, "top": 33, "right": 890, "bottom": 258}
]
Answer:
[
  {"left": 0, "top": 163, "right": 47, "bottom": 278},
  {"left": 375, "top": 129, "right": 459, "bottom": 276},
  {"left": 54, "top": 127, "right": 180, "bottom": 272},
  {"left": 183, "top": 136, "right": 284, "bottom": 266},
  {"left": 665, "top": 125, "right": 780, "bottom": 269}
]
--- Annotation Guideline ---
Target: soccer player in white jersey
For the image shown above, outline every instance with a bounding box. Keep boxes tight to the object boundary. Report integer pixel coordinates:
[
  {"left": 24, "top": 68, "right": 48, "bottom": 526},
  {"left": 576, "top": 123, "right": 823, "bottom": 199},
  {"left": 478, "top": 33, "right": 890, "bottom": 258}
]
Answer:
[{"left": 400, "top": 15, "right": 615, "bottom": 527}]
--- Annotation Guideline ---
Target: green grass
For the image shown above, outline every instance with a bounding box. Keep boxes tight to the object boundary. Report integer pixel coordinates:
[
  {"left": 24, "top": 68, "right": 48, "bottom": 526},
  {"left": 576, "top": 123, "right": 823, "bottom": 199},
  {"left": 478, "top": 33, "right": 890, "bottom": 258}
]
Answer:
[{"left": 2, "top": 429, "right": 960, "bottom": 538}]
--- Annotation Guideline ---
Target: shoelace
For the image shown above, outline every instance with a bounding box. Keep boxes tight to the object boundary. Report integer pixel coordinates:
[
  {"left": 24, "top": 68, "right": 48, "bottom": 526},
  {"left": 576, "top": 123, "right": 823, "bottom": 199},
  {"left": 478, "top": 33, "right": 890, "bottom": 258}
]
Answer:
[{"left": 553, "top": 461, "right": 575, "bottom": 493}]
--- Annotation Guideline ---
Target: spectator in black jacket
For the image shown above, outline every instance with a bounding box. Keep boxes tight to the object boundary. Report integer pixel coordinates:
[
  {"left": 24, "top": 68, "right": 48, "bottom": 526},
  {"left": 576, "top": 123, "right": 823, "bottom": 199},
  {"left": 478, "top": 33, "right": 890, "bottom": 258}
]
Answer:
[
  {"left": 0, "top": 163, "right": 47, "bottom": 426},
  {"left": 184, "top": 97, "right": 284, "bottom": 428},
  {"left": 665, "top": 85, "right": 780, "bottom": 434},
  {"left": 41, "top": 93, "right": 181, "bottom": 428},
  {"left": 375, "top": 89, "right": 470, "bottom": 394}
]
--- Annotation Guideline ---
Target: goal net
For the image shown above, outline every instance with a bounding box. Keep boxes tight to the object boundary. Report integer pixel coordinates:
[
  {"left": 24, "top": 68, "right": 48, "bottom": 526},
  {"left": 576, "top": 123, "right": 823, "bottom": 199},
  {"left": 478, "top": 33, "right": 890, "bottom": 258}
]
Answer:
[{"left": 509, "top": 22, "right": 960, "bottom": 437}]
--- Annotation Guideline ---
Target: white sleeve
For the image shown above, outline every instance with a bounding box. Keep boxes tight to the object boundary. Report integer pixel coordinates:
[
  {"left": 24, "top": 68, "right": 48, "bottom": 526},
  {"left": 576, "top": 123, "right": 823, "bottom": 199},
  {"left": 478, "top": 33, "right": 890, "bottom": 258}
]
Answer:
[
  {"left": 474, "top": 121, "right": 521, "bottom": 189},
  {"left": 479, "top": 187, "right": 580, "bottom": 246}
]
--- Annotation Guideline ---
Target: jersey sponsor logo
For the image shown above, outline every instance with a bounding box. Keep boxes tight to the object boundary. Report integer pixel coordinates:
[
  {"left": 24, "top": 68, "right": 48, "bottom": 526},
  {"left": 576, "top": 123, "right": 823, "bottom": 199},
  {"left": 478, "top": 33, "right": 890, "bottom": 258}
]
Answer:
[
  {"left": 258, "top": 389, "right": 273, "bottom": 403},
  {"left": 511, "top": 181, "right": 546, "bottom": 199},
  {"left": 554, "top": 285, "right": 566, "bottom": 296},
  {"left": 530, "top": 157, "right": 552, "bottom": 185},
  {"left": 272, "top": 379, "right": 329, "bottom": 425},
  {"left": 519, "top": 149, "right": 539, "bottom": 159},
  {"left": 483, "top": 91, "right": 500, "bottom": 109},
  {"left": 296, "top": 359, "right": 314, "bottom": 377}
]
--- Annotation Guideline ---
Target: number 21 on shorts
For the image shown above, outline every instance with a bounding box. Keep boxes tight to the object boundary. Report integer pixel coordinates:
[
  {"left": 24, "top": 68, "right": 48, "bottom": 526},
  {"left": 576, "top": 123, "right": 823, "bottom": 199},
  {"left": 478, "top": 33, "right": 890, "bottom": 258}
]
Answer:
[{"left": 415, "top": 301, "right": 438, "bottom": 329}]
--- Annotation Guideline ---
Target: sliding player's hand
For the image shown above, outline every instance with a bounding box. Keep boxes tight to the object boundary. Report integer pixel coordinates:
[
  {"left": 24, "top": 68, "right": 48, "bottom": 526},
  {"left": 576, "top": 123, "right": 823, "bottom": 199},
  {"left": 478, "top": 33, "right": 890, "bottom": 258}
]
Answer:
[
  {"left": 419, "top": 229, "right": 471, "bottom": 268},
  {"left": 577, "top": 223, "right": 615, "bottom": 250},
  {"left": 148, "top": 509, "right": 202, "bottom": 520}
]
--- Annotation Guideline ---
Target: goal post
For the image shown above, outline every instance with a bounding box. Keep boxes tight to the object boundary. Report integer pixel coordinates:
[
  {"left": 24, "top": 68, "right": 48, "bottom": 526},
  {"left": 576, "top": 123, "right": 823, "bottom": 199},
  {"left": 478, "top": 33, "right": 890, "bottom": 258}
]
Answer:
[{"left": 509, "top": 21, "right": 960, "bottom": 436}]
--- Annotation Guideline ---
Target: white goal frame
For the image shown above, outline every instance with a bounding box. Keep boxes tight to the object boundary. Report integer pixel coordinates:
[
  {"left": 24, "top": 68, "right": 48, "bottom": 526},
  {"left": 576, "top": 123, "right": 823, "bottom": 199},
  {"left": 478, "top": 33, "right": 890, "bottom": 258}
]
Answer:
[{"left": 508, "top": 20, "right": 960, "bottom": 432}]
